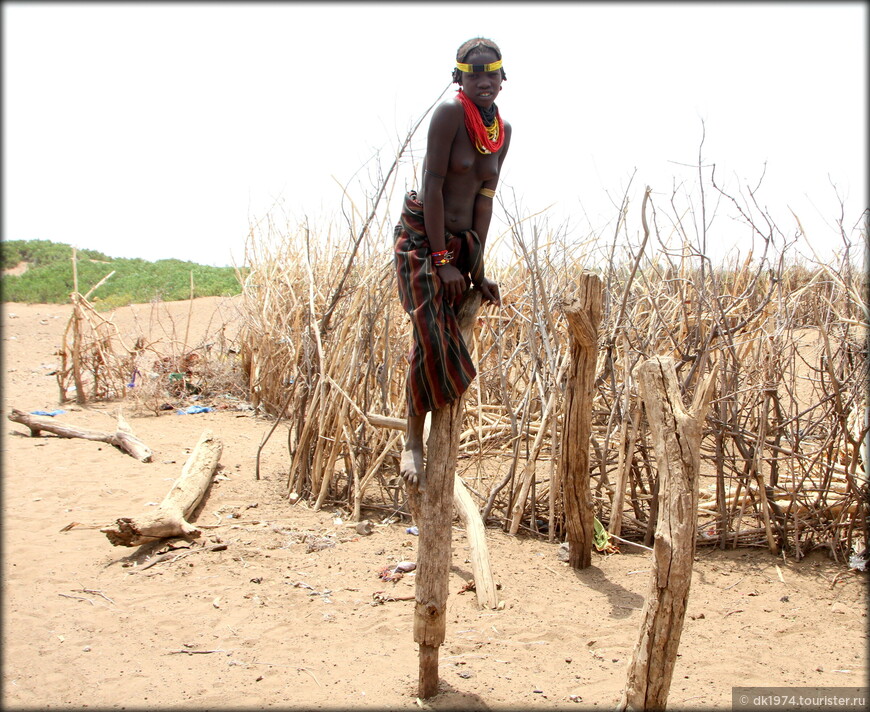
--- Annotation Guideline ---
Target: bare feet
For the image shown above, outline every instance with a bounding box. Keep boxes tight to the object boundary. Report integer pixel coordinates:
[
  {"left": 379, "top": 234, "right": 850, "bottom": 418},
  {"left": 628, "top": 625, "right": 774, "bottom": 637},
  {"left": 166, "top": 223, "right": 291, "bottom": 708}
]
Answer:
[
  {"left": 401, "top": 414, "right": 427, "bottom": 491},
  {"left": 400, "top": 441, "right": 425, "bottom": 491}
]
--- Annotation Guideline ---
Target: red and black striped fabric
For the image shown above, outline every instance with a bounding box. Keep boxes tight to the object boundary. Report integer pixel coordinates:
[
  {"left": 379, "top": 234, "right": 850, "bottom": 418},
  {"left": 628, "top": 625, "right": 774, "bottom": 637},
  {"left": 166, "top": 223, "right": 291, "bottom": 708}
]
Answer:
[{"left": 394, "top": 191, "right": 483, "bottom": 416}]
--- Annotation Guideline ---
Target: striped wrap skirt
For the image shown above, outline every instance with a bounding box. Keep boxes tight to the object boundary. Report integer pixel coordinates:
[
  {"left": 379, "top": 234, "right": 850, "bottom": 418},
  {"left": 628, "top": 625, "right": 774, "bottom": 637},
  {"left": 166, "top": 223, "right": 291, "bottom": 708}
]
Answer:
[{"left": 394, "top": 191, "right": 483, "bottom": 417}]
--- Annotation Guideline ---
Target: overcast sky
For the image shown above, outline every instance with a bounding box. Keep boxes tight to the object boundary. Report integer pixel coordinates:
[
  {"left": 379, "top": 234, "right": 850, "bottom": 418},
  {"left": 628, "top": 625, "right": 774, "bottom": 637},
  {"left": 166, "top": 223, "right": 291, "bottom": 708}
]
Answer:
[{"left": 3, "top": 2, "right": 867, "bottom": 267}]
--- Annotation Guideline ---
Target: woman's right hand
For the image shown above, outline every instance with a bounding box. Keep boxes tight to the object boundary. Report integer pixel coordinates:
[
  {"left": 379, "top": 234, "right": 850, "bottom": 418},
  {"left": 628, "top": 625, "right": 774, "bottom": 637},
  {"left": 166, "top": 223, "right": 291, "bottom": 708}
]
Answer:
[{"left": 435, "top": 263, "right": 466, "bottom": 304}]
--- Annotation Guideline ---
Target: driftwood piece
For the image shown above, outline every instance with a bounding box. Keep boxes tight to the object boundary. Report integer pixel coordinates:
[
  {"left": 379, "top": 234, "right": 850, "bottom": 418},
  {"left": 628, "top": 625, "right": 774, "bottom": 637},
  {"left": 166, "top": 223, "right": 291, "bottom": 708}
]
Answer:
[
  {"left": 8, "top": 408, "right": 153, "bottom": 462},
  {"left": 617, "top": 357, "right": 717, "bottom": 711},
  {"left": 558, "top": 272, "right": 602, "bottom": 569},
  {"left": 407, "top": 289, "right": 482, "bottom": 699},
  {"left": 101, "top": 429, "right": 222, "bottom": 547},
  {"left": 452, "top": 474, "right": 499, "bottom": 609}
]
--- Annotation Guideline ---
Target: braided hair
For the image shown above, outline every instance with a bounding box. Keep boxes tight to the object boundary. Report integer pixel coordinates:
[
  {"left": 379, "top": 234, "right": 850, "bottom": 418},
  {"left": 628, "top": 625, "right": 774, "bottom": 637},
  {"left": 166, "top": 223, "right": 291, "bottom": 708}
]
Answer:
[{"left": 451, "top": 37, "right": 507, "bottom": 84}]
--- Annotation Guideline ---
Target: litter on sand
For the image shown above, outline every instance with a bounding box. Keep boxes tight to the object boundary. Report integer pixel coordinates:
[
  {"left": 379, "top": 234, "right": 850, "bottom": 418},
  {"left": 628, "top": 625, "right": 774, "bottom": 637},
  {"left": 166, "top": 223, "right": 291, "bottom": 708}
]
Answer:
[{"left": 176, "top": 406, "right": 213, "bottom": 415}]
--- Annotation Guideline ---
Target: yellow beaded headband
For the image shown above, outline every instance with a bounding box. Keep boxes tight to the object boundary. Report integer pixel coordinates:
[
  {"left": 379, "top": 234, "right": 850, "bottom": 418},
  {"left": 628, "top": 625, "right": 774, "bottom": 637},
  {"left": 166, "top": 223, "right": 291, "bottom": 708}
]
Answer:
[{"left": 456, "top": 59, "right": 503, "bottom": 73}]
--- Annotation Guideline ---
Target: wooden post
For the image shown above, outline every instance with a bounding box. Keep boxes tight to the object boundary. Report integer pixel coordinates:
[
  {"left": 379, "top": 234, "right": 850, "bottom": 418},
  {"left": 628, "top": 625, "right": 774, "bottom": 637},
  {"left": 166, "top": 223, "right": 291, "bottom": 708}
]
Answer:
[
  {"left": 617, "top": 357, "right": 717, "bottom": 711},
  {"left": 407, "top": 289, "right": 482, "bottom": 699},
  {"left": 558, "top": 271, "right": 602, "bottom": 569},
  {"left": 67, "top": 248, "right": 86, "bottom": 405}
]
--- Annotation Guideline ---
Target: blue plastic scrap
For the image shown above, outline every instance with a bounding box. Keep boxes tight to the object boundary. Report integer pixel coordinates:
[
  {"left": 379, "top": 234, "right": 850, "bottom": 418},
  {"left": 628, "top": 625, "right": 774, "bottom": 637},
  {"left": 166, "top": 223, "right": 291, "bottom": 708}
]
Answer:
[
  {"left": 176, "top": 405, "right": 213, "bottom": 415},
  {"left": 31, "top": 410, "right": 66, "bottom": 417}
]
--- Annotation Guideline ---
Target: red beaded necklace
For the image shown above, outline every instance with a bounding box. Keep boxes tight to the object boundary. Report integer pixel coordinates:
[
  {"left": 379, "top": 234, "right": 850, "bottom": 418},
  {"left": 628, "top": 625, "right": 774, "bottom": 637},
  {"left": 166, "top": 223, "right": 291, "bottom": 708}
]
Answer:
[{"left": 457, "top": 89, "right": 505, "bottom": 155}]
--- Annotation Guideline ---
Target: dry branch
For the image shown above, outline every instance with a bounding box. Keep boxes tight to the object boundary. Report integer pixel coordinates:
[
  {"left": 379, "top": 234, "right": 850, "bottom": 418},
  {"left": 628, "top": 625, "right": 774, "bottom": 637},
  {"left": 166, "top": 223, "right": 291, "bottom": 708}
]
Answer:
[
  {"left": 453, "top": 474, "right": 499, "bottom": 609},
  {"left": 8, "top": 408, "right": 152, "bottom": 462},
  {"left": 364, "top": 332, "right": 500, "bottom": 611},
  {"left": 101, "top": 429, "right": 222, "bottom": 546}
]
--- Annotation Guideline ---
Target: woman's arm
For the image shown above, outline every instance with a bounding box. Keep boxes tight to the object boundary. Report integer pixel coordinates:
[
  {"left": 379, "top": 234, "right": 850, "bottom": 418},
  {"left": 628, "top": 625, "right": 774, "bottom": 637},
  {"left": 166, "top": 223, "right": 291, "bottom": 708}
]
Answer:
[
  {"left": 421, "top": 101, "right": 461, "bottom": 253},
  {"left": 472, "top": 121, "right": 512, "bottom": 247},
  {"left": 421, "top": 100, "right": 467, "bottom": 303},
  {"left": 471, "top": 122, "right": 511, "bottom": 304}
]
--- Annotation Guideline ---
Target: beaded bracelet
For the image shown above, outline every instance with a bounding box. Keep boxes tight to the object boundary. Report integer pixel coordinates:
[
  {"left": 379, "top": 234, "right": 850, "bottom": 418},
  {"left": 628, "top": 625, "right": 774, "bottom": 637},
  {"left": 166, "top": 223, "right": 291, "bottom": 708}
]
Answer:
[{"left": 431, "top": 249, "right": 454, "bottom": 267}]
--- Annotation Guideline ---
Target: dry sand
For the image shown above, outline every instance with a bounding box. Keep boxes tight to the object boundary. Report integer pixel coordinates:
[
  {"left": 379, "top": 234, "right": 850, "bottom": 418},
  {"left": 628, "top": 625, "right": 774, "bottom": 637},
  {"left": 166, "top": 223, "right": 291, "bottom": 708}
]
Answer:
[{"left": 2, "top": 298, "right": 867, "bottom": 710}]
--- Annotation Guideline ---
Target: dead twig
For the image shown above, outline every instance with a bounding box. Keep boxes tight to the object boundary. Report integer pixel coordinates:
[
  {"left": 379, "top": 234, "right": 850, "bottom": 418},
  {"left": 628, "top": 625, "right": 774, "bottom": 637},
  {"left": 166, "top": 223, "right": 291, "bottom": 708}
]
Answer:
[
  {"left": 134, "top": 543, "right": 228, "bottom": 572},
  {"left": 58, "top": 593, "right": 94, "bottom": 605}
]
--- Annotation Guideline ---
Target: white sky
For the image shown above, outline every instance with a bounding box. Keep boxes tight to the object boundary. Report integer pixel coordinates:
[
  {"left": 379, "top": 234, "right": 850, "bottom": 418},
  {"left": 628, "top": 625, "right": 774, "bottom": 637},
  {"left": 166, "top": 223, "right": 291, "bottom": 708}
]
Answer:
[{"left": 3, "top": 1, "right": 867, "bottom": 267}]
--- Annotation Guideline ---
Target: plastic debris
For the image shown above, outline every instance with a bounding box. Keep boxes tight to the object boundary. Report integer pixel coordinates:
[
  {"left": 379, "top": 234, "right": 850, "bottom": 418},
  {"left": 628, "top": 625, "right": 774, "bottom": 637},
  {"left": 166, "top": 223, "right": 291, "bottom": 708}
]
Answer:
[
  {"left": 378, "top": 560, "right": 416, "bottom": 582},
  {"left": 30, "top": 409, "right": 65, "bottom": 417},
  {"left": 593, "top": 517, "right": 619, "bottom": 554},
  {"left": 406, "top": 526, "right": 419, "bottom": 536},
  {"left": 176, "top": 405, "right": 213, "bottom": 415},
  {"left": 849, "top": 551, "right": 868, "bottom": 571}
]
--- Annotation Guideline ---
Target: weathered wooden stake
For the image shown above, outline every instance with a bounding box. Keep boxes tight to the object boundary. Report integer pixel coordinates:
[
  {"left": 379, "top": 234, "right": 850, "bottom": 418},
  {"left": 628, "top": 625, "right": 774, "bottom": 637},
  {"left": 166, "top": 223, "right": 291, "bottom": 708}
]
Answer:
[
  {"left": 558, "top": 271, "right": 602, "bottom": 569},
  {"left": 407, "top": 289, "right": 482, "bottom": 699},
  {"left": 617, "top": 356, "right": 717, "bottom": 711}
]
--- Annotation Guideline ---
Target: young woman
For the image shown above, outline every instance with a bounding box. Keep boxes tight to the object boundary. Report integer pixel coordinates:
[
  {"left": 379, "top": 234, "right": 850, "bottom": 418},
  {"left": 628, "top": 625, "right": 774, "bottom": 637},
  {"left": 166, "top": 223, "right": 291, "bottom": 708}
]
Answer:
[{"left": 394, "top": 37, "right": 512, "bottom": 488}]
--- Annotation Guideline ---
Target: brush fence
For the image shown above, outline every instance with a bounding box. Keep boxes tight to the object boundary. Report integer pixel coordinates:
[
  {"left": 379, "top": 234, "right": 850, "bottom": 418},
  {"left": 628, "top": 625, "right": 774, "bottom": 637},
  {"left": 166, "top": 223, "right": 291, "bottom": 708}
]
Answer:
[{"left": 238, "top": 213, "right": 867, "bottom": 563}]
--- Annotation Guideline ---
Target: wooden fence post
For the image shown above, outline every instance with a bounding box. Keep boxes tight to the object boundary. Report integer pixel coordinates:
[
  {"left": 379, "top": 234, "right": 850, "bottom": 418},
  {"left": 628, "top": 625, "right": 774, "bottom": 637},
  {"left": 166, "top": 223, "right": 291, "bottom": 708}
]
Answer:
[
  {"left": 558, "top": 271, "right": 602, "bottom": 569},
  {"left": 617, "top": 356, "right": 717, "bottom": 711},
  {"left": 407, "top": 289, "right": 482, "bottom": 699}
]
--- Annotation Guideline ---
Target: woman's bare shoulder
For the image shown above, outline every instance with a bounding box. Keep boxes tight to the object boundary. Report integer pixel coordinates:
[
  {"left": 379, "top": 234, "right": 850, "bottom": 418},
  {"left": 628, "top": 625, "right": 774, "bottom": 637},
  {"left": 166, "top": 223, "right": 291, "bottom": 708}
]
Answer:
[
  {"left": 431, "top": 96, "right": 463, "bottom": 121},
  {"left": 427, "top": 97, "right": 463, "bottom": 143}
]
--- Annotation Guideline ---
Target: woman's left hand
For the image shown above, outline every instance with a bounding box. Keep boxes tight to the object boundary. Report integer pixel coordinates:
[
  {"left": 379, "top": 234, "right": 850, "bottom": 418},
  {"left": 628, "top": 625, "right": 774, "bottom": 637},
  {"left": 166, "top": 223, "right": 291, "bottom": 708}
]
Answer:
[{"left": 477, "top": 277, "right": 500, "bottom": 305}]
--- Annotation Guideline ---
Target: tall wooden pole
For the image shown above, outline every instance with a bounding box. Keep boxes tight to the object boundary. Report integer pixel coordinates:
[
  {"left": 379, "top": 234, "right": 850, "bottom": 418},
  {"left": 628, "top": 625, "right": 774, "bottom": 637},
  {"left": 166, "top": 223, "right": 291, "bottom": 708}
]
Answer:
[
  {"left": 407, "top": 289, "right": 482, "bottom": 699},
  {"left": 69, "top": 248, "right": 87, "bottom": 405},
  {"left": 617, "top": 356, "right": 717, "bottom": 711},
  {"left": 559, "top": 271, "right": 602, "bottom": 569}
]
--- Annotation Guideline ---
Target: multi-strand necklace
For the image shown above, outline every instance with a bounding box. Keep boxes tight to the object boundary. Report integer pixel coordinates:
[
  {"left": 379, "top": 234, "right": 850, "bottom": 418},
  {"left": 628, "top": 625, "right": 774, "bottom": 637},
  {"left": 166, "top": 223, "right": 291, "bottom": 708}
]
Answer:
[{"left": 457, "top": 89, "right": 505, "bottom": 155}]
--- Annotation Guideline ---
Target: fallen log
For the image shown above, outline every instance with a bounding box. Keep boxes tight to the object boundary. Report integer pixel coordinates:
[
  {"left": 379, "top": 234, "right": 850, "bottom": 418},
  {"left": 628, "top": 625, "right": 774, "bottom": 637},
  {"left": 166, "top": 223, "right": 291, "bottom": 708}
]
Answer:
[
  {"left": 101, "top": 429, "right": 222, "bottom": 546},
  {"left": 8, "top": 407, "right": 152, "bottom": 462}
]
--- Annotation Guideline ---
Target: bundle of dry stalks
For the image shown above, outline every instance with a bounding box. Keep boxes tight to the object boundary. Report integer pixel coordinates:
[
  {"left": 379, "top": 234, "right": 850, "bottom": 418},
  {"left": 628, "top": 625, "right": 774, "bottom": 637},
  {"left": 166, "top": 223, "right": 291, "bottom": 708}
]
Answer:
[{"left": 238, "top": 159, "right": 867, "bottom": 561}]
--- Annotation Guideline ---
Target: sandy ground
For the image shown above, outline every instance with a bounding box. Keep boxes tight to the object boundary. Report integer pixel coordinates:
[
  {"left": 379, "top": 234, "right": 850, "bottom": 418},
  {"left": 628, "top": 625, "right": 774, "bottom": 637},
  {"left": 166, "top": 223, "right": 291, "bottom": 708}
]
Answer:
[{"left": 2, "top": 298, "right": 868, "bottom": 710}]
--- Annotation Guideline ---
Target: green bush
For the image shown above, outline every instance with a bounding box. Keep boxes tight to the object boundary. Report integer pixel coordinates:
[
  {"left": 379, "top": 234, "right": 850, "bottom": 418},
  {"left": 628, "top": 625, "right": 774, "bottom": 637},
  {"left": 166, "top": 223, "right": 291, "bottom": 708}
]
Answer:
[
  {"left": 1, "top": 240, "right": 244, "bottom": 307},
  {"left": 1, "top": 239, "right": 110, "bottom": 270}
]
